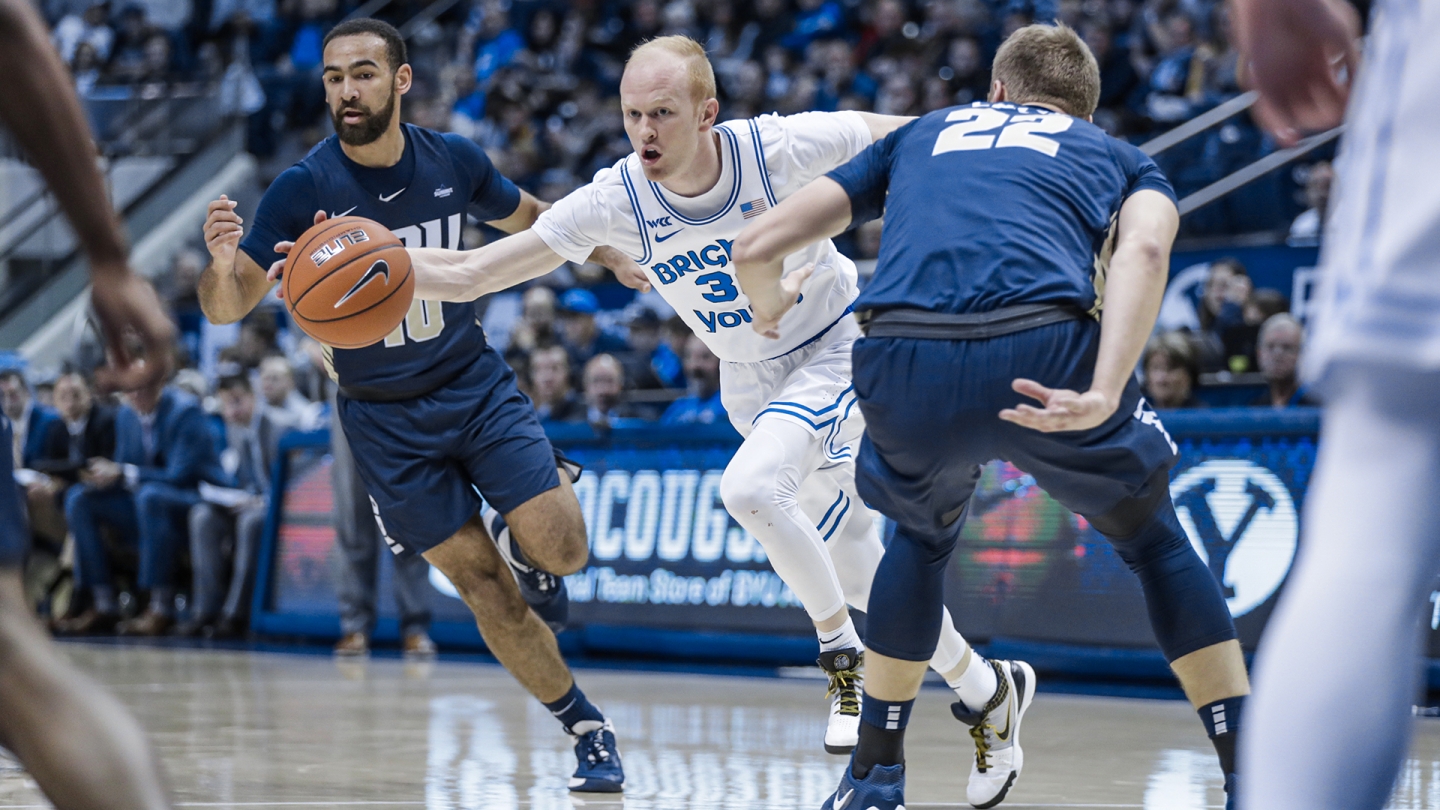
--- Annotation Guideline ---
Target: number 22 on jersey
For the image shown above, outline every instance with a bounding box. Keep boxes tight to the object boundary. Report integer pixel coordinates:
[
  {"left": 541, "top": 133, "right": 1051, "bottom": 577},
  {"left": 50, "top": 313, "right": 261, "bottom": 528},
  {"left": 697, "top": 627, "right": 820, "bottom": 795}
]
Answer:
[
  {"left": 382, "top": 221, "right": 447, "bottom": 347},
  {"left": 931, "top": 106, "right": 1074, "bottom": 158}
]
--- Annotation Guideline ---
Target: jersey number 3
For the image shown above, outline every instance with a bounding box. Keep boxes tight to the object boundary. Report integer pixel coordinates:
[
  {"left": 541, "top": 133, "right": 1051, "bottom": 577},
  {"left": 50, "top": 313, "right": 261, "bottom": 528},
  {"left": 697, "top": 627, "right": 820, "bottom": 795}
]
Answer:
[{"left": 931, "top": 108, "right": 1073, "bottom": 158}]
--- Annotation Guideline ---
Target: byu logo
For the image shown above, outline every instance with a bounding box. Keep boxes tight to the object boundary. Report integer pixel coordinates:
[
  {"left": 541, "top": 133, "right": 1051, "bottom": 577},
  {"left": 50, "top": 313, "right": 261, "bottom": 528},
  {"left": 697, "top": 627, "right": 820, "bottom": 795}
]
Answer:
[
  {"left": 1171, "top": 459, "right": 1298, "bottom": 617},
  {"left": 645, "top": 215, "right": 674, "bottom": 229}
]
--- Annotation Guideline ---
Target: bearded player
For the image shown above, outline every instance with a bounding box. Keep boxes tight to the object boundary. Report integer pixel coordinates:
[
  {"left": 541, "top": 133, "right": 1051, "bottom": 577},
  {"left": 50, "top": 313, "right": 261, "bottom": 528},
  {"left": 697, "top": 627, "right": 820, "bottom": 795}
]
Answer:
[
  {"left": 199, "top": 18, "right": 635, "bottom": 793},
  {"left": 404, "top": 36, "right": 1029, "bottom": 807}
]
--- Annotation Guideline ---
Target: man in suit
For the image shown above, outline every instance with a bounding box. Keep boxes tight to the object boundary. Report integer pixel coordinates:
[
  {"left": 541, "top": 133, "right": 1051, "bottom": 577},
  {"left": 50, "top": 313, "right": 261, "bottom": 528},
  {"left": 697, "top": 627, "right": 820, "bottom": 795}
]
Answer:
[
  {"left": 0, "top": 369, "right": 59, "bottom": 469},
  {"left": 28, "top": 372, "right": 117, "bottom": 551},
  {"left": 61, "top": 379, "right": 223, "bottom": 635},
  {"left": 179, "top": 375, "right": 292, "bottom": 638}
]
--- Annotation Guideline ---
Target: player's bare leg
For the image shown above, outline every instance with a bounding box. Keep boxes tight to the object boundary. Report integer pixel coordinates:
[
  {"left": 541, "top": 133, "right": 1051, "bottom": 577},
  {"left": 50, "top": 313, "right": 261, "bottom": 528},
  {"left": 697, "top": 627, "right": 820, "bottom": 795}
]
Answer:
[
  {"left": 0, "top": 569, "right": 170, "bottom": 810},
  {"left": 499, "top": 470, "right": 589, "bottom": 576},
  {"left": 422, "top": 514, "right": 623, "bottom": 792},
  {"left": 423, "top": 516, "right": 574, "bottom": 700}
]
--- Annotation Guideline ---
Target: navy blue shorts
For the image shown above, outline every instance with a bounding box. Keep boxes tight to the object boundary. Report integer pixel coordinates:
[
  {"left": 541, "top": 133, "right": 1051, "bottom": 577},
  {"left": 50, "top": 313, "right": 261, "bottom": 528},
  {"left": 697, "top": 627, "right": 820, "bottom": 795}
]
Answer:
[
  {"left": 0, "top": 417, "right": 27, "bottom": 568},
  {"left": 853, "top": 318, "right": 1178, "bottom": 540},
  {"left": 338, "top": 347, "right": 560, "bottom": 556}
]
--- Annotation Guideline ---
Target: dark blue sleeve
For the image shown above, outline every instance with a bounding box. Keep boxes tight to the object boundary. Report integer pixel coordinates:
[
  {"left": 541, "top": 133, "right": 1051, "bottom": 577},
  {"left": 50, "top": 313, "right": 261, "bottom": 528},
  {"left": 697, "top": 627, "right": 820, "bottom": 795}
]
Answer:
[
  {"left": 1116, "top": 142, "right": 1177, "bottom": 202},
  {"left": 444, "top": 133, "right": 522, "bottom": 222},
  {"left": 824, "top": 120, "right": 912, "bottom": 228},
  {"left": 239, "top": 165, "right": 322, "bottom": 270}
]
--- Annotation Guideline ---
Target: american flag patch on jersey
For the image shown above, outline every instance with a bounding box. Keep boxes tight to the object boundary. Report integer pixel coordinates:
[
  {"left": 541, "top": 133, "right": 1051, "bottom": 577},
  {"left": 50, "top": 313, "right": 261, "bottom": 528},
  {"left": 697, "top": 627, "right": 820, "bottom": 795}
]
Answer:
[{"left": 740, "top": 199, "right": 769, "bottom": 219}]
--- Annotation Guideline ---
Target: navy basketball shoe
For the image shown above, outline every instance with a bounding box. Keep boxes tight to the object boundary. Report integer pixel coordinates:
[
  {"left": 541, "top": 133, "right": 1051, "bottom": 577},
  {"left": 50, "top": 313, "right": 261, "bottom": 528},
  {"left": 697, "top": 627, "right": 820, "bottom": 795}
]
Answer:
[
  {"left": 568, "top": 718, "right": 624, "bottom": 793},
  {"left": 482, "top": 506, "right": 569, "bottom": 632},
  {"left": 951, "top": 659, "right": 1036, "bottom": 809},
  {"left": 822, "top": 759, "right": 906, "bottom": 809}
]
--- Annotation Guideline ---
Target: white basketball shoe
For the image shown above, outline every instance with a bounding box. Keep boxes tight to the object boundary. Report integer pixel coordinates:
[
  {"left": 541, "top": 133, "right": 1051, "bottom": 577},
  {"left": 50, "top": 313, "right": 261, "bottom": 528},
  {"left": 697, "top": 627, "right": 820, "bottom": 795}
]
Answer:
[
  {"left": 951, "top": 659, "right": 1036, "bottom": 808},
  {"left": 818, "top": 647, "right": 864, "bottom": 754}
]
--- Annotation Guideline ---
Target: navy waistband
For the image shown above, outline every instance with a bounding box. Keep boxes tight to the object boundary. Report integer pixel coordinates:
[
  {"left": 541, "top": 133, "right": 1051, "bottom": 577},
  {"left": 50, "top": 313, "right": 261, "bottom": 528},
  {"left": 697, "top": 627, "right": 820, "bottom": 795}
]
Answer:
[{"left": 859, "top": 303, "right": 1089, "bottom": 340}]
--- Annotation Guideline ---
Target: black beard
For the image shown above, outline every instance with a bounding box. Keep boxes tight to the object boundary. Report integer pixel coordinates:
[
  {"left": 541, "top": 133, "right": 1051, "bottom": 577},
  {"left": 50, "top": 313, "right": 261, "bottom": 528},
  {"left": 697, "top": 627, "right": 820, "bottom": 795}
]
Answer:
[{"left": 332, "top": 91, "right": 396, "bottom": 146}]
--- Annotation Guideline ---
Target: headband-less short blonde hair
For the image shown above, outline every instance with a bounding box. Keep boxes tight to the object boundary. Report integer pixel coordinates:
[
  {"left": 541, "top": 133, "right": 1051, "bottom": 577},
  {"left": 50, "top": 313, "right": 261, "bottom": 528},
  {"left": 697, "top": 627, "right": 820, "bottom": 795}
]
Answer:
[
  {"left": 628, "top": 35, "right": 717, "bottom": 104},
  {"left": 992, "top": 23, "right": 1101, "bottom": 118}
]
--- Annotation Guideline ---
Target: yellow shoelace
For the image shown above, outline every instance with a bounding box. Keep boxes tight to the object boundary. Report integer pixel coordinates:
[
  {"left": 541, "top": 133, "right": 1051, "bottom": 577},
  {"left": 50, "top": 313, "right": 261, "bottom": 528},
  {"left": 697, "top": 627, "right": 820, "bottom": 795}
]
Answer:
[{"left": 826, "top": 666, "right": 862, "bottom": 716}]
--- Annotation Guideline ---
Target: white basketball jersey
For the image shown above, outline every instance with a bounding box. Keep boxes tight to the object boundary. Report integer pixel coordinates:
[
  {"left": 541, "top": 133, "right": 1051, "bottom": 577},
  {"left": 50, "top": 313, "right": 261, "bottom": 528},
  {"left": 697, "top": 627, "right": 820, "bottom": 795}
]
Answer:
[
  {"left": 531, "top": 112, "right": 872, "bottom": 363},
  {"left": 618, "top": 122, "right": 858, "bottom": 362}
]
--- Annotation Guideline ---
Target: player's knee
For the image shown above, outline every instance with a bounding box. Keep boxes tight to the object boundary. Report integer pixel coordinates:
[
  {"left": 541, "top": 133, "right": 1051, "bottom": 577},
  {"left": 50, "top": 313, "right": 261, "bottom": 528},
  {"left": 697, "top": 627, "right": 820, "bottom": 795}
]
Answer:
[
  {"left": 720, "top": 465, "right": 780, "bottom": 523},
  {"left": 547, "top": 525, "right": 589, "bottom": 576},
  {"left": 445, "top": 565, "right": 529, "bottom": 624}
]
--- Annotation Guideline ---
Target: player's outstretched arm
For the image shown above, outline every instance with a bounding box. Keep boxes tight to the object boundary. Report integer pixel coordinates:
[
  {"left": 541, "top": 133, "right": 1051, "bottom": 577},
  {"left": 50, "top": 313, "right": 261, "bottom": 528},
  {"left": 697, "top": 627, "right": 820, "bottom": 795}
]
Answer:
[
  {"left": 0, "top": 0, "right": 175, "bottom": 391},
  {"left": 733, "top": 177, "right": 853, "bottom": 338},
  {"left": 853, "top": 112, "right": 915, "bottom": 142},
  {"left": 410, "top": 230, "right": 570, "bottom": 302},
  {"left": 1001, "top": 189, "right": 1179, "bottom": 433}
]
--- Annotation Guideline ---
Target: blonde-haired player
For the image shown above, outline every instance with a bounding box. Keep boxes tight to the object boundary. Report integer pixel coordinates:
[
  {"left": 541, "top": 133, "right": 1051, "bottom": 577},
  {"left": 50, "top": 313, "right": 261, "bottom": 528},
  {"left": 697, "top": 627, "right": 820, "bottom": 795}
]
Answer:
[{"left": 408, "top": 35, "right": 1031, "bottom": 806}]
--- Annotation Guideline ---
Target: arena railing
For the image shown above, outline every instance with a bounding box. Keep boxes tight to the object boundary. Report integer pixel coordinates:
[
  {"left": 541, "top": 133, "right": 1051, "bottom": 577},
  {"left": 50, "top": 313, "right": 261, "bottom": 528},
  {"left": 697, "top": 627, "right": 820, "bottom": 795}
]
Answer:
[{"left": 1138, "top": 90, "right": 1343, "bottom": 217}]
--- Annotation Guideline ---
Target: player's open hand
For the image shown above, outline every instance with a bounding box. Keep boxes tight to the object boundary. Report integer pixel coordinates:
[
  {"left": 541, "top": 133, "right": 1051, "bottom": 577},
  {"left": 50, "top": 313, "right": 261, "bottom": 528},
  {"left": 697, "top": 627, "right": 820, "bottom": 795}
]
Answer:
[
  {"left": 999, "top": 379, "right": 1118, "bottom": 433},
  {"left": 88, "top": 266, "right": 176, "bottom": 392},
  {"left": 750, "top": 262, "right": 814, "bottom": 340},
  {"left": 268, "top": 210, "right": 328, "bottom": 298},
  {"left": 1233, "top": 0, "right": 1359, "bottom": 145},
  {"left": 590, "top": 246, "right": 651, "bottom": 293}
]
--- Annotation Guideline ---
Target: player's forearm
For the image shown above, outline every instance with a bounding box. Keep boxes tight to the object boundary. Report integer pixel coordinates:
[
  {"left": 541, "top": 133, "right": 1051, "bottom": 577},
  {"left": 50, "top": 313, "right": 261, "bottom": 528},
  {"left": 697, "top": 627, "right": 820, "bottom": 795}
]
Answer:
[
  {"left": 733, "top": 178, "right": 853, "bottom": 304},
  {"left": 487, "top": 191, "right": 550, "bottom": 234},
  {"left": 1092, "top": 194, "right": 1178, "bottom": 404},
  {"left": 0, "top": 0, "right": 127, "bottom": 269},
  {"left": 854, "top": 111, "right": 916, "bottom": 142},
  {"left": 411, "top": 231, "right": 566, "bottom": 301},
  {"left": 198, "top": 258, "right": 268, "bottom": 324}
]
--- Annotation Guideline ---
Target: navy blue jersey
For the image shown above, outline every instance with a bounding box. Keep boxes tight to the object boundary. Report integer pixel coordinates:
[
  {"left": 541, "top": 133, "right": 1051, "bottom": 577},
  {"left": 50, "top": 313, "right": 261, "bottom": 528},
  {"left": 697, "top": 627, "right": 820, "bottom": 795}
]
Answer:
[
  {"left": 828, "top": 102, "right": 1175, "bottom": 315},
  {"left": 241, "top": 124, "right": 521, "bottom": 391}
]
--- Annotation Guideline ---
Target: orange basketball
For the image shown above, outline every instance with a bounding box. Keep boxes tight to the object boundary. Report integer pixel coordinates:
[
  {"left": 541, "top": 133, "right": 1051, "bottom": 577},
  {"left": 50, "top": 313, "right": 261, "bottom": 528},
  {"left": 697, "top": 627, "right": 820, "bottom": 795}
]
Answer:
[{"left": 282, "top": 216, "right": 414, "bottom": 349}]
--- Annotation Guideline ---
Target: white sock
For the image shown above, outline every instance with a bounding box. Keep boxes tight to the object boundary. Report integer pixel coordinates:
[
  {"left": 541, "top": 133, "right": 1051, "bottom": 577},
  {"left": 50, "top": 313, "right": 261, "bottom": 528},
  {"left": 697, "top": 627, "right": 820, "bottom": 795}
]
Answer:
[
  {"left": 818, "top": 615, "right": 863, "bottom": 653},
  {"left": 949, "top": 653, "right": 999, "bottom": 709}
]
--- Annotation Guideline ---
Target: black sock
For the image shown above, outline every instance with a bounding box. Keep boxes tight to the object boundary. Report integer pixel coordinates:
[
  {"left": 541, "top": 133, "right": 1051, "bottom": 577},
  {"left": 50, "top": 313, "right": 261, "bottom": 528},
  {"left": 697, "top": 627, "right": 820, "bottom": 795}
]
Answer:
[
  {"left": 852, "top": 693, "right": 913, "bottom": 779},
  {"left": 543, "top": 683, "right": 604, "bottom": 734},
  {"left": 1199, "top": 695, "right": 1244, "bottom": 777}
]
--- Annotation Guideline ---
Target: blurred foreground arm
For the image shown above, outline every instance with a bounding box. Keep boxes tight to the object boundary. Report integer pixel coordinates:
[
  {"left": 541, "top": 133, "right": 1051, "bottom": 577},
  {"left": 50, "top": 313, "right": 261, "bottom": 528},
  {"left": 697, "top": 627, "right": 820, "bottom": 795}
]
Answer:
[
  {"left": 0, "top": 0, "right": 173, "bottom": 390},
  {"left": 1231, "top": 0, "right": 1360, "bottom": 144}
]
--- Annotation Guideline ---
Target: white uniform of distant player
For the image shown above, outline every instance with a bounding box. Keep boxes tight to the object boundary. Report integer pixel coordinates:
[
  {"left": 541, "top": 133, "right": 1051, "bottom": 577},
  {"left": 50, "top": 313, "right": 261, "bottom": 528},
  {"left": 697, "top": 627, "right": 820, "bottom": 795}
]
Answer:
[
  {"left": 1243, "top": 3, "right": 1440, "bottom": 808},
  {"left": 534, "top": 110, "right": 974, "bottom": 697}
]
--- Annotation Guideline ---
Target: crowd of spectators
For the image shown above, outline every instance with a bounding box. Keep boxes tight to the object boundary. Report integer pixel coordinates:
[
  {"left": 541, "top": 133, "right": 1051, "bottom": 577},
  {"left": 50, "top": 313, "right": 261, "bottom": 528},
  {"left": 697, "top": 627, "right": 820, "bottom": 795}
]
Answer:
[{"left": 44, "top": 0, "right": 1311, "bottom": 233}]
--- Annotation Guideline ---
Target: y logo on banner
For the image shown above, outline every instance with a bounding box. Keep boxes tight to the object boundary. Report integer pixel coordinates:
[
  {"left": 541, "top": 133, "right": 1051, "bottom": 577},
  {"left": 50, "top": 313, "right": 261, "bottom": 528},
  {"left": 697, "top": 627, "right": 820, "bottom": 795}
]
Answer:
[{"left": 1171, "top": 459, "right": 1299, "bottom": 617}]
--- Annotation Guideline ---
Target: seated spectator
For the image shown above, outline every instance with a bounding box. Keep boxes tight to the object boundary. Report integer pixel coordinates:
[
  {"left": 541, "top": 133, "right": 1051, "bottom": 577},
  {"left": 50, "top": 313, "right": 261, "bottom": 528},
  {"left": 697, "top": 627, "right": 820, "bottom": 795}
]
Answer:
[
  {"left": 257, "top": 355, "right": 313, "bottom": 424},
  {"left": 1221, "top": 288, "right": 1291, "bottom": 372},
  {"left": 582, "top": 354, "right": 651, "bottom": 427},
  {"left": 1, "top": 369, "right": 60, "bottom": 469},
  {"left": 30, "top": 372, "right": 117, "bottom": 551},
  {"left": 1190, "top": 257, "right": 1250, "bottom": 372},
  {"left": 529, "top": 345, "right": 584, "bottom": 423},
  {"left": 620, "top": 308, "right": 683, "bottom": 390},
  {"left": 662, "top": 335, "right": 726, "bottom": 425},
  {"left": 514, "top": 286, "right": 561, "bottom": 350},
  {"left": 556, "top": 289, "right": 629, "bottom": 375},
  {"left": 1289, "top": 161, "right": 1333, "bottom": 246},
  {"left": 52, "top": 0, "right": 113, "bottom": 64},
  {"left": 1252, "top": 314, "right": 1318, "bottom": 408},
  {"left": 1143, "top": 332, "right": 1205, "bottom": 409},
  {"left": 181, "top": 376, "right": 292, "bottom": 638},
  {"left": 59, "top": 379, "right": 224, "bottom": 636}
]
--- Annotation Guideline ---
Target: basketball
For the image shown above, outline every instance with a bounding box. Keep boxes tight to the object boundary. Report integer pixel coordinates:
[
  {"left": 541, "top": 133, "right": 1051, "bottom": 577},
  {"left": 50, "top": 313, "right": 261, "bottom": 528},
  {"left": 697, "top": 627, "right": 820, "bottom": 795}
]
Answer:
[{"left": 282, "top": 216, "right": 413, "bottom": 349}]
